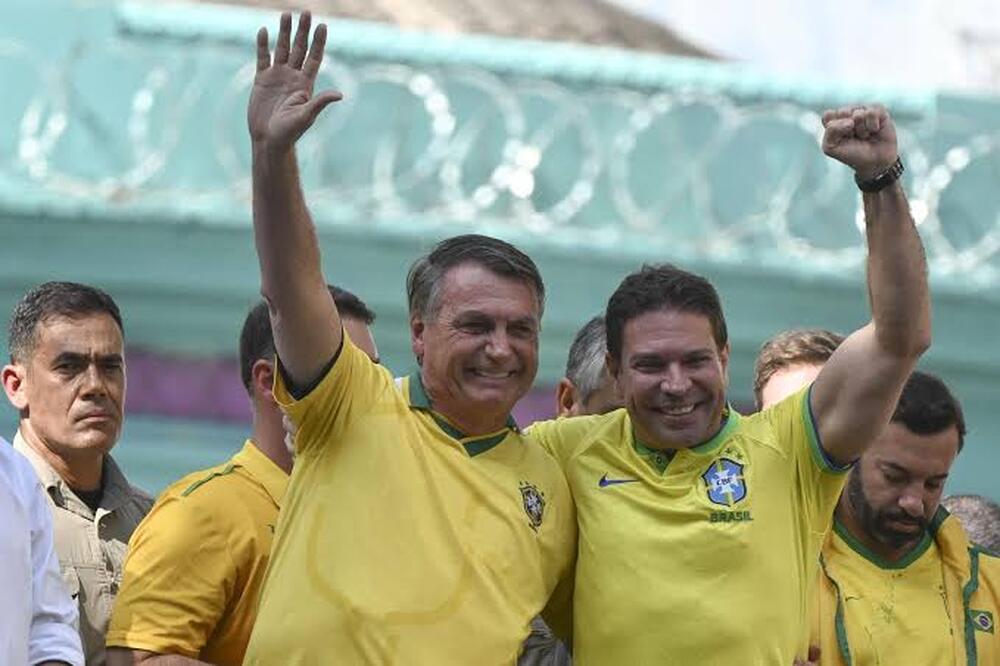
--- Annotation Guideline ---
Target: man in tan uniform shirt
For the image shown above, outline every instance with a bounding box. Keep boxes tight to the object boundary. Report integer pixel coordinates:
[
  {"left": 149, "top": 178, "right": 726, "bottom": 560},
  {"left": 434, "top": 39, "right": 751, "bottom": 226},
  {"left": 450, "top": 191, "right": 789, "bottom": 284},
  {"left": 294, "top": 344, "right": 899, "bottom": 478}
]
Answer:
[{"left": 2, "top": 281, "right": 152, "bottom": 665}]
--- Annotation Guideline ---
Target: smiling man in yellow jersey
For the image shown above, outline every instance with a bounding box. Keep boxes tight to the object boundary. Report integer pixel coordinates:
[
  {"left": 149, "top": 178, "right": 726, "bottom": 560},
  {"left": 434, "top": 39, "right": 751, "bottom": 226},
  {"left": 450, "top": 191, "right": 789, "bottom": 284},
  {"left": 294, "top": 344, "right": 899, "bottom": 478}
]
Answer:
[
  {"left": 528, "top": 105, "right": 932, "bottom": 665},
  {"left": 755, "top": 342, "right": 1000, "bottom": 666},
  {"left": 240, "top": 12, "right": 574, "bottom": 665}
]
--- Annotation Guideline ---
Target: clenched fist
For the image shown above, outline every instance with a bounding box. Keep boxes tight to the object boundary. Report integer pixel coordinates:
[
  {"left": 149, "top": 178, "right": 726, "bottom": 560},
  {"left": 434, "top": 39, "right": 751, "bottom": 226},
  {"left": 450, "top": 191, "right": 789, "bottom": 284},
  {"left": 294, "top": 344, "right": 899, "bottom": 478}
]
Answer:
[{"left": 821, "top": 105, "right": 897, "bottom": 181}]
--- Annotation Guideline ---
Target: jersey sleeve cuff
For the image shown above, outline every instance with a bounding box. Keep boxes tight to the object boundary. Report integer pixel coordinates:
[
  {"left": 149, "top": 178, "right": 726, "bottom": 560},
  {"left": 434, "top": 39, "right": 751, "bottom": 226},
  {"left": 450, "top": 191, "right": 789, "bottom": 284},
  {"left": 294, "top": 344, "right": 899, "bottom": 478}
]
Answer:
[
  {"left": 804, "top": 384, "right": 854, "bottom": 474},
  {"left": 105, "top": 631, "right": 202, "bottom": 659}
]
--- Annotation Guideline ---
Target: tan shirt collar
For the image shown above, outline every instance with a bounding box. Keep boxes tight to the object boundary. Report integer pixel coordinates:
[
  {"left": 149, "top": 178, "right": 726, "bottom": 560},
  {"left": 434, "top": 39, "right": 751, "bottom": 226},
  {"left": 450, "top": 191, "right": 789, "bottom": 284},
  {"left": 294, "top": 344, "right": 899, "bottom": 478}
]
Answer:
[{"left": 13, "top": 429, "right": 138, "bottom": 517}]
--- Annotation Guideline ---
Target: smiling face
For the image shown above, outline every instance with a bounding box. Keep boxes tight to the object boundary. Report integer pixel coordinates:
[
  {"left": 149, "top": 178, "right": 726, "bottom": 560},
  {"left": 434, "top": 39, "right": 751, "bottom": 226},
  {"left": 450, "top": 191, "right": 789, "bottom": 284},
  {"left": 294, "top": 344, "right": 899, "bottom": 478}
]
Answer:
[
  {"left": 609, "top": 308, "right": 729, "bottom": 449},
  {"left": 3, "top": 313, "right": 126, "bottom": 459},
  {"left": 411, "top": 262, "right": 540, "bottom": 434},
  {"left": 846, "top": 421, "right": 960, "bottom": 552}
]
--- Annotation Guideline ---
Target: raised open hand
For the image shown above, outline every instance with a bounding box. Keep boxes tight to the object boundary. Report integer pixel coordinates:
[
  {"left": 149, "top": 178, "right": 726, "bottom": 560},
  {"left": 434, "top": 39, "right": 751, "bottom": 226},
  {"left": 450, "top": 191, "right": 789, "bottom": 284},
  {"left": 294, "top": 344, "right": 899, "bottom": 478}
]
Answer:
[
  {"left": 248, "top": 12, "right": 342, "bottom": 152},
  {"left": 821, "top": 105, "right": 897, "bottom": 180}
]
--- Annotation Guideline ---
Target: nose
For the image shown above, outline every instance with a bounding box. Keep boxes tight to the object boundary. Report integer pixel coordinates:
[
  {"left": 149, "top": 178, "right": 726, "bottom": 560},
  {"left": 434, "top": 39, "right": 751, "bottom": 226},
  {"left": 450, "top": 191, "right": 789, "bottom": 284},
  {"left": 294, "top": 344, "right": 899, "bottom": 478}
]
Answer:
[
  {"left": 80, "top": 364, "right": 108, "bottom": 397},
  {"left": 897, "top": 488, "right": 925, "bottom": 519},
  {"left": 660, "top": 363, "right": 691, "bottom": 395},
  {"left": 484, "top": 328, "right": 514, "bottom": 361}
]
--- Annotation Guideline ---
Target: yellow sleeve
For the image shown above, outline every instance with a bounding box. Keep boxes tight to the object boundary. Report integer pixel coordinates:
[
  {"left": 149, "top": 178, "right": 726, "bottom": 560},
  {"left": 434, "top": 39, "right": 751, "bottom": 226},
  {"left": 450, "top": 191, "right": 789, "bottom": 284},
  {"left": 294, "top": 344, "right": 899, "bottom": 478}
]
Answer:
[
  {"left": 763, "top": 385, "right": 850, "bottom": 533},
  {"left": 526, "top": 412, "right": 608, "bottom": 469},
  {"left": 106, "top": 493, "right": 233, "bottom": 657},
  {"left": 274, "top": 332, "right": 394, "bottom": 458}
]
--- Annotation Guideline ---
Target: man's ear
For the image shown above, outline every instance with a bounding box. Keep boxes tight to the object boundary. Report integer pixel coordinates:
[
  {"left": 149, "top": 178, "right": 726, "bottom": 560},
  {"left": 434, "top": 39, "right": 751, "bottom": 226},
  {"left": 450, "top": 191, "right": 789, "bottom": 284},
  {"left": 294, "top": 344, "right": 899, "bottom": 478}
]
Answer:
[
  {"left": 605, "top": 351, "right": 620, "bottom": 380},
  {"left": 719, "top": 342, "right": 731, "bottom": 386},
  {"left": 555, "top": 379, "right": 579, "bottom": 418},
  {"left": 251, "top": 358, "right": 276, "bottom": 405},
  {"left": 2, "top": 363, "right": 28, "bottom": 411},
  {"left": 410, "top": 315, "right": 426, "bottom": 366}
]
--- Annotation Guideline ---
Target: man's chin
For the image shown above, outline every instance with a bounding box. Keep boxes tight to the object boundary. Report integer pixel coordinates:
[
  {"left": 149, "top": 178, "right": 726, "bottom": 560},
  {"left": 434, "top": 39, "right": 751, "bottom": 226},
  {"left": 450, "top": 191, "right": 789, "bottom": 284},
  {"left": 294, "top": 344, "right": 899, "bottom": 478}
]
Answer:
[
  {"left": 71, "top": 430, "right": 119, "bottom": 453},
  {"left": 875, "top": 525, "right": 926, "bottom": 550}
]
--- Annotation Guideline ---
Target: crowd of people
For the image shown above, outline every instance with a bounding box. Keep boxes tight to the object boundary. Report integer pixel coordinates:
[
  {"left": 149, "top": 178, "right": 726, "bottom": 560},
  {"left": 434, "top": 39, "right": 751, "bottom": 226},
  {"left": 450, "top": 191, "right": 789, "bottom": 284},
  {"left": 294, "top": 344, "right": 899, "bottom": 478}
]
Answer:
[{"left": 3, "top": 10, "right": 999, "bottom": 666}]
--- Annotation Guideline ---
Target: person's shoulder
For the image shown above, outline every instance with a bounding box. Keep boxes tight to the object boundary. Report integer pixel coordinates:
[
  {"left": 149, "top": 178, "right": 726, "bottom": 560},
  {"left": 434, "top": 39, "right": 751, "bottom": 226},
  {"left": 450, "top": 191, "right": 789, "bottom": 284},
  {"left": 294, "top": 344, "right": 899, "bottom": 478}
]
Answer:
[
  {"left": 527, "top": 409, "right": 627, "bottom": 465},
  {"left": 0, "top": 442, "right": 44, "bottom": 513},
  {"left": 134, "top": 462, "right": 250, "bottom": 544},
  {"left": 169, "top": 458, "right": 253, "bottom": 504},
  {"left": 529, "top": 409, "right": 625, "bottom": 439}
]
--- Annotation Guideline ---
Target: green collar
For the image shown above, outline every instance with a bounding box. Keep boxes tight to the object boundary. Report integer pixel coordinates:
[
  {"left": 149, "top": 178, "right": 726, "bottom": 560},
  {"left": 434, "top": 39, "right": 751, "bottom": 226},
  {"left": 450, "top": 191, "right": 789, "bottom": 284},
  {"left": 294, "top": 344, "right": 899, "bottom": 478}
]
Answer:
[
  {"left": 631, "top": 406, "right": 739, "bottom": 474},
  {"left": 406, "top": 372, "right": 519, "bottom": 457},
  {"left": 833, "top": 512, "right": 938, "bottom": 570}
]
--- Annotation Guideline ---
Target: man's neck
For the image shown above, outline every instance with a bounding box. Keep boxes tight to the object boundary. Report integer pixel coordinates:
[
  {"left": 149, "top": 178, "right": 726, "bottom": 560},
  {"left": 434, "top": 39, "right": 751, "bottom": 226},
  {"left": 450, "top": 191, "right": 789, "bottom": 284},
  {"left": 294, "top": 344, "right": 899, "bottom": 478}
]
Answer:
[
  {"left": 834, "top": 498, "right": 922, "bottom": 564},
  {"left": 632, "top": 409, "right": 727, "bottom": 452},
  {"left": 19, "top": 424, "right": 104, "bottom": 491},
  {"left": 432, "top": 402, "right": 509, "bottom": 437},
  {"left": 252, "top": 409, "right": 293, "bottom": 474}
]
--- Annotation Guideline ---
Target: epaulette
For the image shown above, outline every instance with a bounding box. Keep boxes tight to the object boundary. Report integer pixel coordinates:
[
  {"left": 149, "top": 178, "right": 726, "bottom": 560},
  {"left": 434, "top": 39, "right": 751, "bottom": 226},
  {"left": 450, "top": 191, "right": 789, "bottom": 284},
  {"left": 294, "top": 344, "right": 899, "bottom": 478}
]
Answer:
[{"left": 181, "top": 463, "right": 237, "bottom": 498}]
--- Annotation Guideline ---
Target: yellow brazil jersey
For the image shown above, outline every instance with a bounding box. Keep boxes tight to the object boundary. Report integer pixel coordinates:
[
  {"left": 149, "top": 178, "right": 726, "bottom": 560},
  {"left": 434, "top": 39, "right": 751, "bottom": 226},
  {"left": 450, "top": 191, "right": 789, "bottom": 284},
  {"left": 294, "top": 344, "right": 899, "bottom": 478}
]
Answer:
[
  {"left": 818, "top": 520, "right": 955, "bottom": 666},
  {"left": 106, "top": 440, "right": 287, "bottom": 666},
  {"left": 242, "top": 335, "right": 576, "bottom": 666},
  {"left": 527, "top": 385, "right": 847, "bottom": 666}
]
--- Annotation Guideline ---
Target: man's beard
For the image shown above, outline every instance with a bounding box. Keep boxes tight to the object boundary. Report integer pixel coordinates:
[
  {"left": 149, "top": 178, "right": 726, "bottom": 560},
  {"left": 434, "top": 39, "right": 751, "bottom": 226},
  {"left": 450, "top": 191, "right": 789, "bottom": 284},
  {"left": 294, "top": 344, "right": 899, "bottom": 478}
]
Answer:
[{"left": 846, "top": 468, "right": 928, "bottom": 551}]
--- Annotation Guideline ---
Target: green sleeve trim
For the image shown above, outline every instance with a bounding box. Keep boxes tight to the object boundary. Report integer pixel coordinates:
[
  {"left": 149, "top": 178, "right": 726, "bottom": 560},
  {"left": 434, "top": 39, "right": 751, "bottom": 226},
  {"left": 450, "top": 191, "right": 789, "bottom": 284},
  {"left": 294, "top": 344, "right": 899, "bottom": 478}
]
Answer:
[
  {"left": 963, "top": 548, "right": 982, "bottom": 666},
  {"left": 180, "top": 464, "right": 237, "bottom": 497},
  {"left": 804, "top": 385, "right": 853, "bottom": 475},
  {"left": 820, "top": 555, "right": 854, "bottom": 666}
]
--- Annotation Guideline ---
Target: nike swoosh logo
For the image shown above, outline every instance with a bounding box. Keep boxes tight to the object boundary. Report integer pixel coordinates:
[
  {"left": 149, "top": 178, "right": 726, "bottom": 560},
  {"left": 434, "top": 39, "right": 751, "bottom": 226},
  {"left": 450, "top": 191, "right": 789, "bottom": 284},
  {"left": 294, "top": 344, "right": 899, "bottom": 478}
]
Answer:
[{"left": 598, "top": 474, "right": 640, "bottom": 488}]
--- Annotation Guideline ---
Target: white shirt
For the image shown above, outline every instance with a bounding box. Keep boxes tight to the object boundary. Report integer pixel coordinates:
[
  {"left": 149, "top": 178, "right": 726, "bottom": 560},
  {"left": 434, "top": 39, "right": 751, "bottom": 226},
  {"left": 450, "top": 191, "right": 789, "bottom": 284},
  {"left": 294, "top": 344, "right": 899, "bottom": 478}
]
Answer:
[{"left": 0, "top": 438, "right": 84, "bottom": 666}]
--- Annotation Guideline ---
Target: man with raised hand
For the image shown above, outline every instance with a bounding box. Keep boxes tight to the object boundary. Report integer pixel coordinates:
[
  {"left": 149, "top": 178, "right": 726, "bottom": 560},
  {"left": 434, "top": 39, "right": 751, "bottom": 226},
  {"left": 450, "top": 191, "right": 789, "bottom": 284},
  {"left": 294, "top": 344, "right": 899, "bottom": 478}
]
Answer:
[
  {"left": 105, "top": 287, "right": 377, "bottom": 666},
  {"left": 241, "top": 13, "right": 575, "bottom": 665},
  {"left": 528, "top": 105, "right": 931, "bottom": 664}
]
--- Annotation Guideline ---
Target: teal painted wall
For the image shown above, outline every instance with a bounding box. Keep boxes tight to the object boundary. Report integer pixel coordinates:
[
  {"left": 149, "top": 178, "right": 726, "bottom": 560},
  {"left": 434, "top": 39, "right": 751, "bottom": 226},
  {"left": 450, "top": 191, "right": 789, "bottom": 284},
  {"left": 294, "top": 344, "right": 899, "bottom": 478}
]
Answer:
[{"left": 1, "top": 0, "right": 998, "bottom": 500}]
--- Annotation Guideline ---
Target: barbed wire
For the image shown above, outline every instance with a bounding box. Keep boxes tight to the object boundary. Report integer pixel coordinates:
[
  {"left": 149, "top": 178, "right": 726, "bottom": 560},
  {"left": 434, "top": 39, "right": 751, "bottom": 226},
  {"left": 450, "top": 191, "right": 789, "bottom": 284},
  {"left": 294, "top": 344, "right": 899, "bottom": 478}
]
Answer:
[{"left": 3, "top": 36, "right": 1000, "bottom": 283}]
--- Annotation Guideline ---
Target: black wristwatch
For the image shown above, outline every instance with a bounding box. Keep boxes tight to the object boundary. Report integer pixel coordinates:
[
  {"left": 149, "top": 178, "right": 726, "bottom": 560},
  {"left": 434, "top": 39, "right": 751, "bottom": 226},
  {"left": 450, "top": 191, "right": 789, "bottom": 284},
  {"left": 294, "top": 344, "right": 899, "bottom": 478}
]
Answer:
[{"left": 855, "top": 157, "right": 904, "bottom": 193}]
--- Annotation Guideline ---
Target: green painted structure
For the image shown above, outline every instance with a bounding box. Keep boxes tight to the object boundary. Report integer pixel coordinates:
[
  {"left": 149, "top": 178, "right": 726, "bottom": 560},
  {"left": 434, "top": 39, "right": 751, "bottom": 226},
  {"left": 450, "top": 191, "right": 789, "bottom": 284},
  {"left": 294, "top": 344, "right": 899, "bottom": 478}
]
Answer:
[{"left": 1, "top": 0, "right": 999, "bottom": 498}]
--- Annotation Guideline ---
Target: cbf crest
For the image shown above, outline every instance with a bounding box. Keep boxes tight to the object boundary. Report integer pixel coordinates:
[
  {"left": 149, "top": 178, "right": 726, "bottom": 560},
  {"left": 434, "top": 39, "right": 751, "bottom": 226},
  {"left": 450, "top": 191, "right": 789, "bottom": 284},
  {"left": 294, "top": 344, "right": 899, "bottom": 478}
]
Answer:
[
  {"left": 702, "top": 458, "right": 747, "bottom": 507},
  {"left": 519, "top": 481, "right": 546, "bottom": 531}
]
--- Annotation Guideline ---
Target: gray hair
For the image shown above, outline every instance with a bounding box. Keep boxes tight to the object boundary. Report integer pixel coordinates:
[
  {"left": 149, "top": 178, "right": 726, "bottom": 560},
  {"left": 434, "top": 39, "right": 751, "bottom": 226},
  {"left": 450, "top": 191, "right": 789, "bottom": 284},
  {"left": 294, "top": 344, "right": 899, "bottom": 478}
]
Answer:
[
  {"left": 565, "top": 316, "right": 608, "bottom": 401},
  {"left": 941, "top": 494, "right": 1000, "bottom": 553},
  {"left": 406, "top": 234, "right": 544, "bottom": 319}
]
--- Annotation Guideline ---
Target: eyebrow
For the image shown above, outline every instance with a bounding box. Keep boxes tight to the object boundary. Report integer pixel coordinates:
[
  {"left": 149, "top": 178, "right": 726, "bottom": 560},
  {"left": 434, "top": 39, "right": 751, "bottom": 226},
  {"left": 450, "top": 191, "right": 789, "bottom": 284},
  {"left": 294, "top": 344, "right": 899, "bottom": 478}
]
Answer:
[
  {"left": 881, "top": 461, "right": 948, "bottom": 481},
  {"left": 52, "top": 351, "right": 123, "bottom": 364}
]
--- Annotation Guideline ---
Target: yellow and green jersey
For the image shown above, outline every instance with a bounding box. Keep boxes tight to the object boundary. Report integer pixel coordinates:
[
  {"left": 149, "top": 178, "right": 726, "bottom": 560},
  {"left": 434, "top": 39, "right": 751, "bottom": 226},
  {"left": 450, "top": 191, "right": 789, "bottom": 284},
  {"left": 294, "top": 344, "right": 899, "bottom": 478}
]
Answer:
[
  {"left": 528, "top": 386, "right": 847, "bottom": 665},
  {"left": 814, "top": 508, "right": 1000, "bottom": 666},
  {"left": 818, "top": 519, "right": 953, "bottom": 666},
  {"left": 243, "top": 335, "right": 576, "bottom": 666},
  {"left": 106, "top": 441, "right": 287, "bottom": 666}
]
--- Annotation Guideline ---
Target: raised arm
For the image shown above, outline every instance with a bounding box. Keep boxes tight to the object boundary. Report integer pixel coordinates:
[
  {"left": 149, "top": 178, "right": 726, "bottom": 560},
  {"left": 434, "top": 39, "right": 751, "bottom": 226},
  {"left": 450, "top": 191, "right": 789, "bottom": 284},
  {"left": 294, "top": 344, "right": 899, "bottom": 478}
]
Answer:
[
  {"left": 248, "top": 12, "right": 344, "bottom": 388},
  {"left": 810, "top": 105, "right": 931, "bottom": 466}
]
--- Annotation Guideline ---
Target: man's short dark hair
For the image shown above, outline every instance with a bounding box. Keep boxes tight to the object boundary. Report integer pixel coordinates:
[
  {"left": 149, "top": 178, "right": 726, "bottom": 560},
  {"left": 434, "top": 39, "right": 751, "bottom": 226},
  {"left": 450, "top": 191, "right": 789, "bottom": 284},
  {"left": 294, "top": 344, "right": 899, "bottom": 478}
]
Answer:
[
  {"left": 893, "top": 370, "right": 966, "bottom": 452},
  {"left": 565, "top": 316, "right": 608, "bottom": 401},
  {"left": 406, "top": 234, "right": 545, "bottom": 319},
  {"left": 941, "top": 495, "right": 1000, "bottom": 553},
  {"left": 239, "top": 285, "right": 375, "bottom": 393},
  {"left": 8, "top": 281, "right": 124, "bottom": 363},
  {"left": 605, "top": 264, "right": 727, "bottom": 363},
  {"left": 753, "top": 329, "right": 845, "bottom": 409}
]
